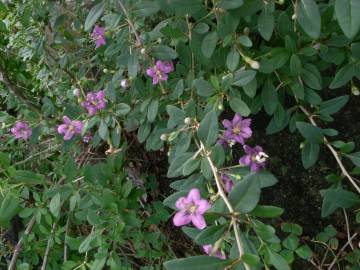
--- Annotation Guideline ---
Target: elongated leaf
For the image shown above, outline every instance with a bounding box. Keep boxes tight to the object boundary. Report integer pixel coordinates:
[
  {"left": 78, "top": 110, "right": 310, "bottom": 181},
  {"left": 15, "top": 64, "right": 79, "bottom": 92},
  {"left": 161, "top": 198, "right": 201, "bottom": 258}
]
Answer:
[
  {"left": 193, "top": 79, "right": 216, "bottom": 97},
  {"left": 218, "top": 0, "right": 244, "bottom": 9},
  {"left": 297, "top": 0, "right": 321, "bottom": 39},
  {"left": 0, "top": 194, "right": 21, "bottom": 228},
  {"left": 329, "top": 64, "right": 355, "bottom": 89},
  {"left": 258, "top": 8, "right": 274, "bottom": 41},
  {"left": 229, "top": 97, "right": 250, "bottom": 117},
  {"left": 84, "top": 2, "right": 104, "bottom": 31},
  {"left": 197, "top": 111, "right": 218, "bottom": 147},
  {"left": 302, "top": 141, "right": 320, "bottom": 169},
  {"left": 346, "top": 152, "right": 360, "bottom": 167},
  {"left": 318, "top": 95, "right": 349, "bottom": 115},
  {"left": 201, "top": 31, "right": 218, "bottom": 58},
  {"left": 335, "top": 0, "right": 360, "bottom": 39},
  {"left": 134, "top": 1, "right": 160, "bottom": 17},
  {"left": 194, "top": 225, "right": 226, "bottom": 245},
  {"left": 232, "top": 70, "right": 256, "bottom": 87},
  {"left": 164, "top": 256, "right": 231, "bottom": 270},
  {"left": 267, "top": 248, "right": 290, "bottom": 270}
]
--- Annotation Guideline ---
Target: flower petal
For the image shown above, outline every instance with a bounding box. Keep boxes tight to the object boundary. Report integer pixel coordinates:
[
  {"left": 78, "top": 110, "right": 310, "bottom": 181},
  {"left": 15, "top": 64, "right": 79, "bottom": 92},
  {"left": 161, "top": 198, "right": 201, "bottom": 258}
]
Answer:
[
  {"left": 222, "top": 119, "right": 232, "bottom": 128},
  {"left": 191, "top": 214, "right": 206, "bottom": 229},
  {"left": 175, "top": 197, "right": 188, "bottom": 210},
  {"left": 239, "top": 155, "right": 251, "bottom": 166},
  {"left": 173, "top": 211, "right": 191, "bottom": 227},
  {"left": 196, "top": 199, "right": 210, "bottom": 215},
  {"left": 187, "top": 188, "right": 201, "bottom": 203},
  {"left": 57, "top": 124, "right": 67, "bottom": 134},
  {"left": 233, "top": 113, "right": 242, "bottom": 124}
]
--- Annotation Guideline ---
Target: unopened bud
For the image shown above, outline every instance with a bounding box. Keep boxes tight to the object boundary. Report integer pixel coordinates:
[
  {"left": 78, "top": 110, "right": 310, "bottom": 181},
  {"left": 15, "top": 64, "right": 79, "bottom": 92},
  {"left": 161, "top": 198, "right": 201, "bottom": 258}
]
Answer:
[
  {"left": 300, "top": 142, "right": 305, "bottom": 149},
  {"left": 312, "top": 43, "right": 321, "bottom": 50},
  {"left": 218, "top": 103, "right": 224, "bottom": 110},
  {"left": 184, "top": 117, "right": 192, "bottom": 125},
  {"left": 160, "top": 134, "right": 168, "bottom": 141},
  {"left": 157, "top": 38, "right": 162, "bottom": 43},
  {"left": 103, "top": 68, "right": 109, "bottom": 73},
  {"left": 73, "top": 88, "right": 80, "bottom": 96},
  {"left": 140, "top": 48, "right": 146, "bottom": 55},
  {"left": 250, "top": 60, "right": 260, "bottom": 70},
  {"left": 292, "top": 14, "right": 297, "bottom": 20},
  {"left": 121, "top": 79, "right": 129, "bottom": 89},
  {"left": 352, "top": 85, "right": 360, "bottom": 96},
  {"left": 277, "top": 0, "right": 285, "bottom": 4},
  {"left": 243, "top": 27, "right": 250, "bottom": 36}
]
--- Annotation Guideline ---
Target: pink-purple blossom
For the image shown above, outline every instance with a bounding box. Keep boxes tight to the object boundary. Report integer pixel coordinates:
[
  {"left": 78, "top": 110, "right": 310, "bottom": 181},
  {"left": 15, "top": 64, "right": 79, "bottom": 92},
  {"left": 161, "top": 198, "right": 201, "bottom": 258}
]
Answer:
[
  {"left": 91, "top": 25, "right": 106, "bottom": 48},
  {"left": 11, "top": 121, "right": 32, "bottom": 140},
  {"left": 203, "top": 245, "right": 226, "bottom": 259},
  {"left": 81, "top": 90, "right": 106, "bottom": 116},
  {"left": 57, "top": 116, "right": 83, "bottom": 141},
  {"left": 222, "top": 114, "right": 252, "bottom": 145},
  {"left": 221, "top": 174, "right": 234, "bottom": 193},
  {"left": 146, "top": 60, "right": 174, "bottom": 85},
  {"left": 239, "top": 145, "right": 268, "bottom": 172},
  {"left": 173, "top": 188, "right": 210, "bottom": 230}
]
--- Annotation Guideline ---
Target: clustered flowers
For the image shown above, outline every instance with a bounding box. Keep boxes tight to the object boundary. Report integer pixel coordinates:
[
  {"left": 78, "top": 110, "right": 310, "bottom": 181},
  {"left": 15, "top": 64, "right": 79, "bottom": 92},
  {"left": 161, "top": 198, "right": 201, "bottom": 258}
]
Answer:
[
  {"left": 57, "top": 116, "right": 83, "bottom": 141},
  {"left": 219, "top": 113, "right": 268, "bottom": 172},
  {"left": 91, "top": 25, "right": 106, "bottom": 48},
  {"left": 81, "top": 90, "right": 106, "bottom": 116},
  {"left": 146, "top": 60, "right": 174, "bottom": 85}
]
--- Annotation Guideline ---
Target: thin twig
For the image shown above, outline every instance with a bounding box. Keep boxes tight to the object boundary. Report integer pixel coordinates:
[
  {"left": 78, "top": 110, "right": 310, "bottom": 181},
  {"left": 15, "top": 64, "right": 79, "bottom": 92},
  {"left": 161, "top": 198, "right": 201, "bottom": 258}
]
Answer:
[
  {"left": 199, "top": 142, "right": 250, "bottom": 270},
  {"left": 64, "top": 218, "right": 69, "bottom": 262},
  {"left": 8, "top": 216, "right": 36, "bottom": 270},
  {"left": 328, "top": 233, "right": 358, "bottom": 270},
  {"left": 40, "top": 222, "right": 57, "bottom": 270},
  {"left": 343, "top": 208, "right": 354, "bottom": 250},
  {"left": 299, "top": 106, "right": 360, "bottom": 194},
  {"left": 116, "top": 0, "right": 142, "bottom": 47}
]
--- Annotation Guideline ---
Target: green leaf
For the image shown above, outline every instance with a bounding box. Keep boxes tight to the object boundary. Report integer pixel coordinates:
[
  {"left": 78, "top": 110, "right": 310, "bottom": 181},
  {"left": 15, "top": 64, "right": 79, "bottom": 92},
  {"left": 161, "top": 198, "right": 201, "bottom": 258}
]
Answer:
[
  {"left": 238, "top": 35, "right": 252, "bottom": 47},
  {"left": 152, "top": 45, "right": 178, "bottom": 60},
  {"left": 329, "top": 64, "right": 355, "bottom": 89},
  {"left": 283, "top": 235, "right": 300, "bottom": 251},
  {"left": 49, "top": 193, "right": 61, "bottom": 218},
  {"left": 290, "top": 54, "right": 302, "bottom": 76},
  {"left": 13, "top": 170, "right": 45, "bottom": 185},
  {"left": 297, "top": 0, "right": 321, "bottom": 39},
  {"left": 167, "top": 153, "right": 194, "bottom": 178},
  {"left": 295, "top": 245, "right": 313, "bottom": 260},
  {"left": 226, "top": 50, "right": 240, "bottom": 71},
  {"left": 335, "top": 0, "right": 360, "bottom": 39},
  {"left": 197, "top": 111, "right": 218, "bottom": 147},
  {"left": 147, "top": 99, "right": 159, "bottom": 123},
  {"left": 167, "top": 105, "right": 185, "bottom": 128},
  {"left": 229, "top": 97, "right": 251, "bottom": 117},
  {"left": 302, "top": 142, "right": 320, "bottom": 169},
  {"left": 163, "top": 190, "right": 188, "bottom": 209},
  {"left": 281, "top": 223, "right": 303, "bottom": 235},
  {"left": 164, "top": 256, "right": 231, "bottom": 270},
  {"left": 193, "top": 79, "right": 216, "bottom": 97},
  {"left": 194, "top": 225, "right": 226, "bottom": 245},
  {"left": 232, "top": 70, "right": 257, "bottom": 87},
  {"left": 318, "top": 95, "right": 349, "bottom": 115},
  {"left": 84, "top": 2, "right": 104, "bottom": 31},
  {"left": 79, "top": 232, "right": 97, "bottom": 253},
  {"left": 229, "top": 173, "right": 261, "bottom": 213},
  {"left": 296, "top": 122, "right": 323, "bottom": 142},
  {"left": 128, "top": 53, "right": 139, "bottom": 78},
  {"left": 267, "top": 248, "right": 290, "bottom": 270},
  {"left": 111, "top": 126, "right": 121, "bottom": 148},
  {"left": 0, "top": 193, "right": 21, "bottom": 228},
  {"left": 241, "top": 253, "right": 260, "bottom": 267},
  {"left": 301, "top": 64, "right": 322, "bottom": 90},
  {"left": 261, "top": 80, "right": 278, "bottom": 115},
  {"left": 346, "top": 152, "right": 360, "bottom": 167},
  {"left": 201, "top": 31, "right": 218, "bottom": 58},
  {"left": 250, "top": 205, "right": 284, "bottom": 218},
  {"left": 182, "top": 158, "right": 200, "bottom": 176},
  {"left": 134, "top": 1, "right": 160, "bottom": 17},
  {"left": 255, "top": 171, "right": 278, "bottom": 188},
  {"left": 98, "top": 120, "right": 109, "bottom": 140},
  {"left": 115, "top": 103, "right": 131, "bottom": 115},
  {"left": 320, "top": 187, "right": 360, "bottom": 217},
  {"left": 218, "top": 0, "right": 244, "bottom": 9},
  {"left": 258, "top": 8, "right": 274, "bottom": 41}
]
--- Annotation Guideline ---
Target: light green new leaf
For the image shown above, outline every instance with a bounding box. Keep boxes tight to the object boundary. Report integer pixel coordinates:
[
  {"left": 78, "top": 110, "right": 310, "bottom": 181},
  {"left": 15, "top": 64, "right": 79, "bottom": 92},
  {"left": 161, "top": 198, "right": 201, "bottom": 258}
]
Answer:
[
  {"left": 335, "top": 0, "right": 360, "bottom": 39},
  {"left": 297, "top": 0, "right": 321, "bottom": 39}
]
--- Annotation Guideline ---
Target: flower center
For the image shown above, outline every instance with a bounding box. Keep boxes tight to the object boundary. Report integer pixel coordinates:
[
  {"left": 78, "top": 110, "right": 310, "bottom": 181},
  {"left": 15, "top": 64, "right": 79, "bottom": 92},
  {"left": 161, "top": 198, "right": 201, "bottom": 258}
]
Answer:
[
  {"left": 232, "top": 125, "right": 241, "bottom": 135},
  {"left": 155, "top": 69, "right": 163, "bottom": 79},
  {"left": 186, "top": 203, "right": 197, "bottom": 214},
  {"left": 68, "top": 124, "right": 75, "bottom": 132},
  {"left": 253, "top": 152, "right": 268, "bottom": 163}
]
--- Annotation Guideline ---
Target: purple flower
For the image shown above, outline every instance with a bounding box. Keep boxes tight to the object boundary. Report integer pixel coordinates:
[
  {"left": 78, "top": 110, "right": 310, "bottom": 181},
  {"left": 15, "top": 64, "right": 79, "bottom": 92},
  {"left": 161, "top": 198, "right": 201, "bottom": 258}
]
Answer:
[
  {"left": 222, "top": 114, "right": 252, "bottom": 145},
  {"left": 221, "top": 174, "right": 234, "bottom": 193},
  {"left": 11, "top": 121, "right": 32, "bottom": 140},
  {"left": 91, "top": 25, "right": 106, "bottom": 48},
  {"left": 239, "top": 145, "right": 269, "bottom": 172},
  {"left": 82, "top": 133, "right": 92, "bottom": 144},
  {"left": 57, "top": 116, "right": 83, "bottom": 141},
  {"left": 173, "top": 188, "right": 210, "bottom": 230},
  {"left": 203, "top": 245, "right": 226, "bottom": 260},
  {"left": 146, "top": 60, "right": 174, "bottom": 85},
  {"left": 81, "top": 90, "right": 106, "bottom": 116}
]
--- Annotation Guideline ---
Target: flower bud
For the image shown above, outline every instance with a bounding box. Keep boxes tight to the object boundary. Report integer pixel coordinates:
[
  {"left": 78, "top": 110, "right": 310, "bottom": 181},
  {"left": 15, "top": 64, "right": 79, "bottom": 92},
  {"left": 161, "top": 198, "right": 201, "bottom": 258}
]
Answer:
[
  {"left": 218, "top": 103, "right": 224, "bottom": 110},
  {"left": 352, "top": 85, "right": 360, "bottom": 96},
  {"left": 300, "top": 142, "right": 305, "bottom": 149},
  {"left": 140, "top": 48, "right": 146, "bottom": 55},
  {"left": 73, "top": 88, "right": 80, "bottom": 97},
  {"left": 103, "top": 68, "right": 109, "bottom": 73},
  {"left": 243, "top": 27, "right": 250, "bottom": 36},
  {"left": 277, "top": 0, "right": 285, "bottom": 4},
  {"left": 292, "top": 14, "right": 297, "bottom": 20},
  {"left": 312, "top": 43, "right": 321, "bottom": 50},
  {"left": 157, "top": 38, "right": 162, "bottom": 43},
  {"left": 121, "top": 79, "right": 129, "bottom": 89},
  {"left": 184, "top": 117, "right": 192, "bottom": 125},
  {"left": 160, "top": 134, "right": 168, "bottom": 141},
  {"left": 250, "top": 60, "right": 260, "bottom": 70}
]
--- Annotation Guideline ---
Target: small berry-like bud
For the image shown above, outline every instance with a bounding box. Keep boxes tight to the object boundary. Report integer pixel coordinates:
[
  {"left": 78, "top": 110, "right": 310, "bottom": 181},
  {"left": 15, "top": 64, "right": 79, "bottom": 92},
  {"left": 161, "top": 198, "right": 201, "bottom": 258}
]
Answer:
[
  {"left": 292, "top": 14, "right": 297, "bottom": 20},
  {"left": 157, "top": 38, "right": 162, "bottom": 43},
  {"left": 73, "top": 88, "right": 80, "bottom": 96},
  {"left": 250, "top": 60, "right": 260, "bottom": 70},
  {"left": 278, "top": 0, "right": 285, "bottom": 4},
  {"left": 140, "top": 48, "right": 146, "bottom": 55},
  {"left": 218, "top": 103, "right": 224, "bottom": 110},
  {"left": 352, "top": 85, "right": 360, "bottom": 96},
  {"left": 243, "top": 27, "right": 250, "bottom": 36},
  {"left": 184, "top": 117, "right": 192, "bottom": 125},
  {"left": 103, "top": 68, "right": 109, "bottom": 73},
  {"left": 300, "top": 142, "right": 305, "bottom": 149},
  {"left": 121, "top": 79, "right": 129, "bottom": 89},
  {"left": 160, "top": 134, "right": 168, "bottom": 141}
]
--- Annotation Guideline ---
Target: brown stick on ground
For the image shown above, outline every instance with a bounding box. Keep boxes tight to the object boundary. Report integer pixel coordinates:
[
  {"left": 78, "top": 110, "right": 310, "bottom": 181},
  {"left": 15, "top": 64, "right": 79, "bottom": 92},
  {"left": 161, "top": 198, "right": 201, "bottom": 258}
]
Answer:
[{"left": 8, "top": 216, "right": 36, "bottom": 270}]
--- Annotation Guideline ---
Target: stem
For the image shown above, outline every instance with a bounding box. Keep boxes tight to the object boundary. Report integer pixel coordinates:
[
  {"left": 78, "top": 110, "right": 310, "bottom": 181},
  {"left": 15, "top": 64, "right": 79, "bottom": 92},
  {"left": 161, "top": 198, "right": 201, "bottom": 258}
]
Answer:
[
  {"left": 199, "top": 142, "right": 250, "bottom": 270},
  {"left": 327, "top": 233, "right": 358, "bottom": 270},
  {"left": 299, "top": 106, "right": 360, "bottom": 194},
  {"left": 40, "top": 222, "right": 57, "bottom": 270},
  {"left": 116, "top": 0, "right": 142, "bottom": 47},
  {"left": 8, "top": 216, "right": 36, "bottom": 270}
]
